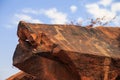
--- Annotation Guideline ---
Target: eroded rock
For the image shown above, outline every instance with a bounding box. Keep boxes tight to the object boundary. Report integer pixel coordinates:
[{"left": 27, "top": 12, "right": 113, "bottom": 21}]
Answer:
[{"left": 8, "top": 21, "right": 120, "bottom": 80}]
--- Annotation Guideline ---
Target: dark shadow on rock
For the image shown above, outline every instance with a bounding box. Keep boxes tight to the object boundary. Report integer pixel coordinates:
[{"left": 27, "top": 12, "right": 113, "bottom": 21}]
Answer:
[
  {"left": 117, "top": 33, "right": 120, "bottom": 48},
  {"left": 116, "top": 75, "right": 120, "bottom": 80}
]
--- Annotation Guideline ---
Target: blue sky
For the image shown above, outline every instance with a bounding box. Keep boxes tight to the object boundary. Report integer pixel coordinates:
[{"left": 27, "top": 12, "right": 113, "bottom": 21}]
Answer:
[{"left": 0, "top": 0, "right": 120, "bottom": 79}]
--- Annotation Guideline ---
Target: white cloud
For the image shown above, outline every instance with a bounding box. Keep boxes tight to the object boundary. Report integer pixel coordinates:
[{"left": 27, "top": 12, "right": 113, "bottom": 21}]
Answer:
[
  {"left": 70, "top": 5, "right": 77, "bottom": 13},
  {"left": 86, "top": 0, "right": 120, "bottom": 27},
  {"left": 6, "top": 8, "right": 68, "bottom": 29},
  {"left": 75, "top": 17, "right": 83, "bottom": 25},
  {"left": 98, "top": 0, "right": 112, "bottom": 6},
  {"left": 22, "top": 8, "right": 68, "bottom": 24},
  {"left": 111, "top": 2, "right": 120, "bottom": 13},
  {"left": 22, "top": 8, "right": 39, "bottom": 15},
  {"left": 44, "top": 8, "right": 68, "bottom": 24},
  {"left": 112, "top": 15, "right": 120, "bottom": 26},
  {"left": 6, "top": 13, "right": 42, "bottom": 29},
  {"left": 86, "top": 3, "right": 116, "bottom": 22},
  {"left": 77, "top": 17, "right": 83, "bottom": 23},
  {"left": 14, "top": 14, "right": 42, "bottom": 23},
  {"left": 22, "top": 8, "right": 44, "bottom": 15},
  {"left": 85, "top": 0, "right": 120, "bottom": 26}
]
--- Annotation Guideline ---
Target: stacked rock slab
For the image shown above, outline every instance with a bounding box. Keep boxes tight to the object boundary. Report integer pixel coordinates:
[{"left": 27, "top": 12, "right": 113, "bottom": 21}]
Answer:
[
  {"left": 7, "top": 71, "right": 37, "bottom": 80},
  {"left": 8, "top": 21, "right": 120, "bottom": 80}
]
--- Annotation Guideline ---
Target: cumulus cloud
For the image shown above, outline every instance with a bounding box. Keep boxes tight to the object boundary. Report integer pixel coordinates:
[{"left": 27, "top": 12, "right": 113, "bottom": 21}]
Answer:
[
  {"left": 22, "top": 8, "right": 39, "bottom": 14},
  {"left": 113, "top": 15, "right": 120, "bottom": 26},
  {"left": 22, "top": 8, "right": 44, "bottom": 15},
  {"left": 44, "top": 8, "right": 68, "bottom": 24},
  {"left": 86, "top": 3, "right": 115, "bottom": 21},
  {"left": 111, "top": 2, "right": 120, "bottom": 13},
  {"left": 7, "top": 8, "right": 68, "bottom": 29},
  {"left": 85, "top": 0, "right": 120, "bottom": 26},
  {"left": 22, "top": 8, "right": 68, "bottom": 24},
  {"left": 14, "top": 14, "right": 42, "bottom": 24},
  {"left": 98, "top": 0, "right": 112, "bottom": 6},
  {"left": 77, "top": 17, "right": 83, "bottom": 24},
  {"left": 70, "top": 5, "right": 77, "bottom": 13},
  {"left": 6, "top": 13, "right": 42, "bottom": 29}
]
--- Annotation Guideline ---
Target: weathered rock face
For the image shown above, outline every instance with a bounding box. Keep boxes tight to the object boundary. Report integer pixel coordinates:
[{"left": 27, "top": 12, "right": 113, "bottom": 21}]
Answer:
[
  {"left": 7, "top": 71, "right": 37, "bottom": 80},
  {"left": 8, "top": 21, "right": 120, "bottom": 80}
]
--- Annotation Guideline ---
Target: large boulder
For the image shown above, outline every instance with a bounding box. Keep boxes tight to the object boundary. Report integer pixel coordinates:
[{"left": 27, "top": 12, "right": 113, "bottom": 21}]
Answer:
[{"left": 8, "top": 21, "right": 120, "bottom": 80}]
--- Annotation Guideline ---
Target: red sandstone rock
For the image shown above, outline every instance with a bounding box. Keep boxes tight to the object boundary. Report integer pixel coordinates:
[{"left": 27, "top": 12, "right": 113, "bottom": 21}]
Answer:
[
  {"left": 6, "top": 71, "right": 37, "bottom": 80},
  {"left": 8, "top": 21, "right": 120, "bottom": 80}
]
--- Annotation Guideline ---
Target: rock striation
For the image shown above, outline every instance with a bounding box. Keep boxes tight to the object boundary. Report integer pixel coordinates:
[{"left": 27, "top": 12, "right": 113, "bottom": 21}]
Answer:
[{"left": 8, "top": 21, "right": 120, "bottom": 80}]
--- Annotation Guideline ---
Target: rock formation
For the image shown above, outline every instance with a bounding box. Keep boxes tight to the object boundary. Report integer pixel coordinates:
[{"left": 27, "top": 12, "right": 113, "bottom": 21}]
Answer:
[{"left": 7, "top": 21, "right": 120, "bottom": 80}]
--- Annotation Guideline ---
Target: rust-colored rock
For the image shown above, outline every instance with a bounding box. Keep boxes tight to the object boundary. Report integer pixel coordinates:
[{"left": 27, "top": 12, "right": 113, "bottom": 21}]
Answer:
[
  {"left": 8, "top": 21, "right": 120, "bottom": 80},
  {"left": 7, "top": 71, "right": 38, "bottom": 80}
]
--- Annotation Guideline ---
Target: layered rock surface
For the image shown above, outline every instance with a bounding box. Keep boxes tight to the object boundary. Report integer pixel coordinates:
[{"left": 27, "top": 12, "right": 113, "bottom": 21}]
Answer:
[{"left": 7, "top": 21, "right": 120, "bottom": 80}]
